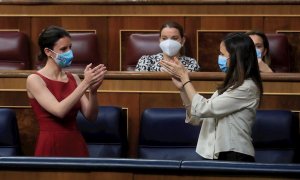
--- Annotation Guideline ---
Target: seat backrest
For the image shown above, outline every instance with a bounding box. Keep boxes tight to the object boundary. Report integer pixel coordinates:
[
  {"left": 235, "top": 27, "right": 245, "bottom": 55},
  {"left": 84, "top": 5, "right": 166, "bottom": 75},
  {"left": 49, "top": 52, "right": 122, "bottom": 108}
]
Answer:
[
  {"left": 0, "top": 31, "right": 30, "bottom": 70},
  {"left": 64, "top": 32, "right": 100, "bottom": 73},
  {"left": 123, "top": 33, "right": 161, "bottom": 71},
  {"left": 76, "top": 106, "right": 127, "bottom": 158},
  {"left": 252, "top": 110, "right": 298, "bottom": 163},
  {"left": 138, "top": 108, "right": 203, "bottom": 160},
  {"left": 266, "top": 34, "right": 291, "bottom": 72},
  {"left": 0, "top": 108, "right": 22, "bottom": 156}
]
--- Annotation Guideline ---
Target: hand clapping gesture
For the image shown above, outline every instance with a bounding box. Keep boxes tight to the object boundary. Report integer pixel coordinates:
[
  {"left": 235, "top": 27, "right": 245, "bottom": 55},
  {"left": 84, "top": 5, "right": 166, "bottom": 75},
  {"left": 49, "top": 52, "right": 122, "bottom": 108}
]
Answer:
[
  {"left": 160, "top": 57, "right": 190, "bottom": 90},
  {"left": 83, "top": 63, "right": 107, "bottom": 93}
]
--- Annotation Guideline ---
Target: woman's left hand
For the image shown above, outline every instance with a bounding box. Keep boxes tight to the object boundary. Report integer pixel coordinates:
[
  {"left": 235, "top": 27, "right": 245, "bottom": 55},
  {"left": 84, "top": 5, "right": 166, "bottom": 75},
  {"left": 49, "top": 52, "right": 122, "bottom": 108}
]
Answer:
[
  {"left": 89, "top": 64, "right": 107, "bottom": 93},
  {"left": 170, "top": 77, "right": 183, "bottom": 90},
  {"left": 160, "top": 57, "right": 188, "bottom": 80}
]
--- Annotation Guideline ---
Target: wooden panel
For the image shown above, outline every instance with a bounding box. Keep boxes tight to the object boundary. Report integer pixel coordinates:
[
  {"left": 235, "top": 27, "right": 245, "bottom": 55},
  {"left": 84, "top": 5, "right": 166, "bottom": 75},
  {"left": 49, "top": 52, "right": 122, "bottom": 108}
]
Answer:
[
  {"left": 0, "top": 78, "right": 27, "bottom": 89},
  {"left": 0, "top": 171, "right": 296, "bottom": 180},
  {"left": 260, "top": 95, "right": 300, "bottom": 111},
  {"left": 134, "top": 174, "right": 292, "bottom": 180},
  {"left": 264, "top": 17, "right": 300, "bottom": 33},
  {"left": 92, "top": 172, "right": 133, "bottom": 180},
  {"left": 0, "top": 17, "right": 30, "bottom": 34},
  {"left": 197, "top": 31, "right": 245, "bottom": 72},
  {"left": 199, "top": 17, "right": 263, "bottom": 30},
  {"left": 0, "top": 4, "right": 300, "bottom": 16},
  {"left": 16, "top": 108, "right": 38, "bottom": 156},
  {"left": 185, "top": 16, "right": 263, "bottom": 71},
  {"left": 0, "top": 91, "right": 28, "bottom": 107},
  {"left": 134, "top": 174, "right": 181, "bottom": 180},
  {"left": 0, "top": 171, "right": 133, "bottom": 180}
]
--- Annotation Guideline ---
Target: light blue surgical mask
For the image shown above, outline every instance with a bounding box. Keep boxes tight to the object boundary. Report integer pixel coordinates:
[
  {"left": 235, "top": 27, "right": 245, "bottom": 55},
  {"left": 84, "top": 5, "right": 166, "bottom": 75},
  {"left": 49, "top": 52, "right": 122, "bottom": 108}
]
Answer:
[
  {"left": 218, "top": 55, "right": 228, "bottom": 73},
  {"left": 256, "top": 48, "right": 262, "bottom": 59},
  {"left": 50, "top": 49, "right": 74, "bottom": 68}
]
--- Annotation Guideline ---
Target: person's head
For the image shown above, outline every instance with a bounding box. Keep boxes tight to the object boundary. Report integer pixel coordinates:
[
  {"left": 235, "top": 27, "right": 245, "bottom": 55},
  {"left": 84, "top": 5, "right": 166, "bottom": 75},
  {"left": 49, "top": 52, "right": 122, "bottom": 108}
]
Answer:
[
  {"left": 38, "top": 25, "right": 73, "bottom": 68},
  {"left": 159, "top": 21, "right": 185, "bottom": 57},
  {"left": 218, "top": 32, "right": 263, "bottom": 97},
  {"left": 245, "top": 31, "right": 271, "bottom": 65}
]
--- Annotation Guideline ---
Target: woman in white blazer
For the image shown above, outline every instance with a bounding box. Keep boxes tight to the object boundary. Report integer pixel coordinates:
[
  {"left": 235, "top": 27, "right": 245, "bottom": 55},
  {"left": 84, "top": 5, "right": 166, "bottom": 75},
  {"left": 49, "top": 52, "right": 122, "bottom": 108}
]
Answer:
[{"left": 160, "top": 32, "right": 263, "bottom": 162}]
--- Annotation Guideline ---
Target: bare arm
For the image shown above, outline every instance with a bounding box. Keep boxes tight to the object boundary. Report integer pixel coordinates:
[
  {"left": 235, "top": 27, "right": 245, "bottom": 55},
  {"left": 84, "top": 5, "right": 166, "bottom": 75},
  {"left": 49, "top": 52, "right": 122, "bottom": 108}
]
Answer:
[
  {"left": 258, "top": 58, "right": 273, "bottom": 73},
  {"left": 75, "top": 64, "right": 106, "bottom": 122},
  {"left": 26, "top": 63, "right": 105, "bottom": 119}
]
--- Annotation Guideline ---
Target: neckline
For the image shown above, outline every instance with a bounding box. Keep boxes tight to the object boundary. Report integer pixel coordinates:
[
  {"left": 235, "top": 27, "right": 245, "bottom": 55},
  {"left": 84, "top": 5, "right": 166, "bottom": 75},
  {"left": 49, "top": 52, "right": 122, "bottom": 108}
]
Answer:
[{"left": 36, "top": 72, "right": 70, "bottom": 83}]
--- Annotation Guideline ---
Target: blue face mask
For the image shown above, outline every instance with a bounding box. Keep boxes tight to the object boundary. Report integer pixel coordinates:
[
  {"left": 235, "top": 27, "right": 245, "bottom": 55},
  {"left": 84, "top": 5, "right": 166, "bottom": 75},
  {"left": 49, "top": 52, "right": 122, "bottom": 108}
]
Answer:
[
  {"left": 51, "top": 49, "right": 74, "bottom": 68},
  {"left": 218, "top": 55, "right": 228, "bottom": 73},
  {"left": 256, "top": 48, "right": 262, "bottom": 59}
]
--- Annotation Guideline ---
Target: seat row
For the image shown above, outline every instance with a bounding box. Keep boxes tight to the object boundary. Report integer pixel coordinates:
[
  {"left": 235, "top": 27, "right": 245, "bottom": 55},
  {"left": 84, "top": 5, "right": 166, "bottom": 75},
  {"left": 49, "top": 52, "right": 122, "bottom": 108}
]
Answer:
[
  {"left": 0, "top": 31, "right": 293, "bottom": 72},
  {"left": 124, "top": 33, "right": 292, "bottom": 72},
  {"left": 0, "top": 107, "right": 298, "bottom": 164}
]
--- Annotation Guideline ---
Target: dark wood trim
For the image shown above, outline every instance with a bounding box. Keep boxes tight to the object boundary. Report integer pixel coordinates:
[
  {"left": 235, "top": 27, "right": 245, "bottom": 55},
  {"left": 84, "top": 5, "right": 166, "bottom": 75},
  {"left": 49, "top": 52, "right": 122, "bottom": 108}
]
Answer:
[
  {"left": 1, "top": 0, "right": 300, "bottom": 5},
  {"left": 1, "top": 71, "right": 300, "bottom": 82}
]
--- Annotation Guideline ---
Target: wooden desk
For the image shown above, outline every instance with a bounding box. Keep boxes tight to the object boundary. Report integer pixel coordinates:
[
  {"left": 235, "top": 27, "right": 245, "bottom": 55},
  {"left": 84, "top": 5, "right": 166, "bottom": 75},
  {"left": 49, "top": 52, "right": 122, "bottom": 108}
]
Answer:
[{"left": 1, "top": 70, "right": 300, "bottom": 157}]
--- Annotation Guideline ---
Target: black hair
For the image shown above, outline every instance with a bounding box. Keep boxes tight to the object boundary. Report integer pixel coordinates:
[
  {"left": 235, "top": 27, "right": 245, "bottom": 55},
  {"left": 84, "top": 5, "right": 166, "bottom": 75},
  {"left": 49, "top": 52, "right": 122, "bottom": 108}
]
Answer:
[
  {"left": 217, "top": 32, "right": 263, "bottom": 99},
  {"left": 37, "top": 25, "right": 71, "bottom": 61}
]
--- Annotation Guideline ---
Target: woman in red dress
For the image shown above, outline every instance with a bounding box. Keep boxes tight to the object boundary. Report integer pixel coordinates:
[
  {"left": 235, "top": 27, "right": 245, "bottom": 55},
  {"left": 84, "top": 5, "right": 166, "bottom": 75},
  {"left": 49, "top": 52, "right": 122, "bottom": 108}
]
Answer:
[{"left": 26, "top": 26, "right": 106, "bottom": 157}]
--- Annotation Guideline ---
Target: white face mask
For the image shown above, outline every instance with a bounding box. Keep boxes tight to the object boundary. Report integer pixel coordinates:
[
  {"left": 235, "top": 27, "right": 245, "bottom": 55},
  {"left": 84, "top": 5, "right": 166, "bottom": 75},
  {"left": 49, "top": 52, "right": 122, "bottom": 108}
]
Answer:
[{"left": 159, "top": 39, "right": 182, "bottom": 57}]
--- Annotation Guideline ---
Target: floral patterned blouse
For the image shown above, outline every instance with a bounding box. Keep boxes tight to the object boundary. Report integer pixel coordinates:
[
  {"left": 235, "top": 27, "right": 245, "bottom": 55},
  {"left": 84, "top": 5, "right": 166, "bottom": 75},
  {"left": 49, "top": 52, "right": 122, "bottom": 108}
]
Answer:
[{"left": 135, "top": 53, "right": 200, "bottom": 72}]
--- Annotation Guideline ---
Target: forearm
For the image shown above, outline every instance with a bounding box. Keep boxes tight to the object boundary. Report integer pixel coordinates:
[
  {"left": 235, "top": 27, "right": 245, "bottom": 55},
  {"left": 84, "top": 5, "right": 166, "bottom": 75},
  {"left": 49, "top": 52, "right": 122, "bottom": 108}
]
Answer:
[
  {"left": 259, "top": 61, "right": 273, "bottom": 73},
  {"left": 180, "top": 90, "right": 192, "bottom": 118},
  {"left": 85, "top": 91, "right": 99, "bottom": 121},
  {"left": 180, "top": 90, "right": 191, "bottom": 107},
  {"left": 55, "top": 82, "right": 89, "bottom": 118},
  {"left": 180, "top": 74, "right": 197, "bottom": 102}
]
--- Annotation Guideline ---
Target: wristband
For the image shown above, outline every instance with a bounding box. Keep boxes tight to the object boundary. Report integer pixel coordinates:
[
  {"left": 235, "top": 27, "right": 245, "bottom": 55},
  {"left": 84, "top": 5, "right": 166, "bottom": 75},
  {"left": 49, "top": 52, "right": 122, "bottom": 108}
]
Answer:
[{"left": 182, "top": 80, "right": 191, "bottom": 89}]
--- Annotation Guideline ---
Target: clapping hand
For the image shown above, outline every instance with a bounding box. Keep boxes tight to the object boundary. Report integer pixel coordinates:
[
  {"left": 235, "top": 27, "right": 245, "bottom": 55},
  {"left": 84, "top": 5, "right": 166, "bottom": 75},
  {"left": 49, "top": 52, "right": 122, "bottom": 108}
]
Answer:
[
  {"left": 160, "top": 57, "right": 188, "bottom": 90},
  {"left": 83, "top": 63, "right": 107, "bottom": 93},
  {"left": 160, "top": 57, "right": 187, "bottom": 78}
]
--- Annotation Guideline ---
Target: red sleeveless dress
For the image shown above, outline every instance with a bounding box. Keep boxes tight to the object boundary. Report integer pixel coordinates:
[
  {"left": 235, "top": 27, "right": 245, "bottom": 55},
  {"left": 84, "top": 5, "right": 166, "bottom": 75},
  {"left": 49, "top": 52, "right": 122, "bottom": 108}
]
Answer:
[{"left": 29, "top": 72, "right": 89, "bottom": 157}]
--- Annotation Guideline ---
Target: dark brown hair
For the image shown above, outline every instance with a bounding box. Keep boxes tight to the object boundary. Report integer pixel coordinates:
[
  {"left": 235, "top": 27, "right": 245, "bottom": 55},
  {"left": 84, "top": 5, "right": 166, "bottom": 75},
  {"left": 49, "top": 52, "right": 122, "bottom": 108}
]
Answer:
[
  {"left": 38, "top": 25, "right": 71, "bottom": 62},
  {"left": 245, "top": 30, "right": 271, "bottom": 65},
  {"left": 159, "top": 21, "right": 184, "bottom": 38},
  {"left": 217, "top": 32, "right": 263, "bottom": 100}
]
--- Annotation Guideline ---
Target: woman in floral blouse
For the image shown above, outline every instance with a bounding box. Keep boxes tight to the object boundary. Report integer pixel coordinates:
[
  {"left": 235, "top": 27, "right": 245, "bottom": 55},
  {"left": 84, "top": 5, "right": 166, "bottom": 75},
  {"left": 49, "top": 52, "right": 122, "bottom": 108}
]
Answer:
[{"left": 135, "top": 21, "right": 200, "bottom": 72}]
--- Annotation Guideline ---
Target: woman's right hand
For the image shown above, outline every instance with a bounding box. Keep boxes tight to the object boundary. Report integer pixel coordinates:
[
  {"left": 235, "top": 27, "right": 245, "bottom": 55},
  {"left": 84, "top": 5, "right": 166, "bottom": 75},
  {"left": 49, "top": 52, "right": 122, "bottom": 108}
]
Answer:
[{"left": 257, "top": 58, "right": 273, "bottom": 73}]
